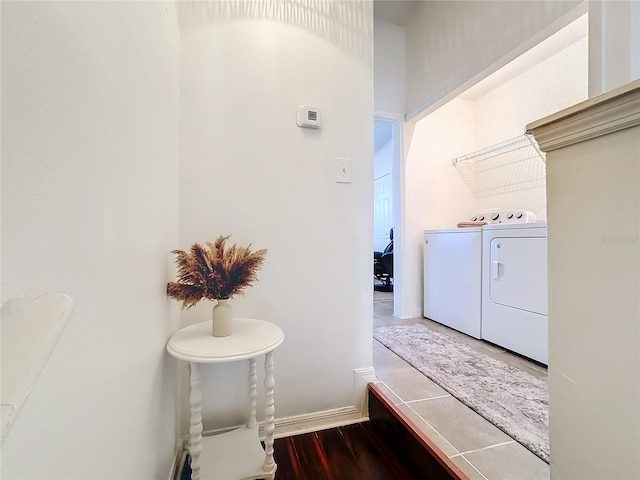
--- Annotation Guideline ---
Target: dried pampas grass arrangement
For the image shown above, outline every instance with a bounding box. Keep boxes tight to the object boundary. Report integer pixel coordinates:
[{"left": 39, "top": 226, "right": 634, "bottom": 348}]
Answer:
[{"left": 167, "top": 235, "right": 267, "bottom": 309}]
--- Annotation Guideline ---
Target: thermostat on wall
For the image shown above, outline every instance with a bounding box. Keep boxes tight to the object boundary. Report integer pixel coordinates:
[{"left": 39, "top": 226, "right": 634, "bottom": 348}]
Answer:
[{"left": 297, "top": 105, "right": 322, "bottom": 129}]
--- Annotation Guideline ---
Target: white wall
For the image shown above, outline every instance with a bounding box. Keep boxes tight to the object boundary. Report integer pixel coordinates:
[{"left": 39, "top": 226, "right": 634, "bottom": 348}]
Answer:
[
  {"left": 589, "top": 0, "right": 640, "bottom": 96},
  {"left": 529, "top": 80, "right": 640, "bottom": 480},
  {"left": 1, "top": 2, "right": 180, "bottom": 479},
  {"left": 404, "top": 99, "right": 478, "bottom": 316},
  {"left": 473, "top": 29, "right": 588, "bottom": 214},
  {"left": 405, "top": 0, "right": 583, "bottom": 119},
  {"left": 177, "top": 1, "right": 374, "bottom": 429},
  {"left": 373, "top": 18, "right": 405, "bottom": 314},
  {"left": 374, "top": 19, "right": 405, "bottom": 114},
  {"left": 472, "top": 37, "right": 588, "bottom": 144}
]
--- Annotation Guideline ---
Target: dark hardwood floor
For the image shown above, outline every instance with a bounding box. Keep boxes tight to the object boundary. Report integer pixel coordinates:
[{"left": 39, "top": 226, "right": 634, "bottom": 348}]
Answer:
[
  {"left": 180, "top": 384, "right": 467, "bottom": 480},
  {"left": 272, "top": 422, "right": 419, "bottom": 480},
  {"left": 181, "top": 423, "right": 416, "bottom": 480}
]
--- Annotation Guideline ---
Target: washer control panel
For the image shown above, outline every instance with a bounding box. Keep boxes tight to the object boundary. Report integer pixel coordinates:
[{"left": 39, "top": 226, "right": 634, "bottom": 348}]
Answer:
[{"left": 470, "top": 210, "right": 537, "bottom": 224}]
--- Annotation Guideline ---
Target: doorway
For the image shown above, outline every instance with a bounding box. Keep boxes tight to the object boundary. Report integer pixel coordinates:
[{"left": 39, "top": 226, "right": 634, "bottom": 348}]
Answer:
[{"left": 373, "top": 114, "right": 403, "bottom": 317}]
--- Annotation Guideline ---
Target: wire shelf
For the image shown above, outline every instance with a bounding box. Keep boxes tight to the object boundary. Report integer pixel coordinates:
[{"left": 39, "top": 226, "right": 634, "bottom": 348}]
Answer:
[{"left": 452, "top": 134, "right": 546, "bottom": 198}]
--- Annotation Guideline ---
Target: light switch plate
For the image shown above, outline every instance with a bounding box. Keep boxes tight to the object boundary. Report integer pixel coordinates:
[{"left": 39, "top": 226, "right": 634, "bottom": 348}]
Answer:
[{"left": 336, "top": 157, "right": 352, "bottom": 183}]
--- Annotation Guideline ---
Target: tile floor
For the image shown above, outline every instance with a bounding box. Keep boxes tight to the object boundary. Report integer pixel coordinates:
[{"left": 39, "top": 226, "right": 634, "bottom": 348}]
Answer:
[{"left": 372, "top": 290, "right": 549, "bottom": 480}]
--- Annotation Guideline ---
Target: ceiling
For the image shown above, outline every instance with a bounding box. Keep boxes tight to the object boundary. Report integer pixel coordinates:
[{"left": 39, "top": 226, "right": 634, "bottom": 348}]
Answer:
[
  {"left": 373, "top": 2, "right": 588, "bottom": 150},
  {"left": 459, "top": 13, "right": 588, "bottom": 100},
  {"left": 373, "top": 2, "right": 588, "bottom": 104}
]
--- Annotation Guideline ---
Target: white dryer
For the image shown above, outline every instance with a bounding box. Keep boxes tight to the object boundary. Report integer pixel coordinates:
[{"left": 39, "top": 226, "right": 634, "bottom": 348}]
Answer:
[{"left": 481, "top": 222, "right": 548, "bottom": 364}]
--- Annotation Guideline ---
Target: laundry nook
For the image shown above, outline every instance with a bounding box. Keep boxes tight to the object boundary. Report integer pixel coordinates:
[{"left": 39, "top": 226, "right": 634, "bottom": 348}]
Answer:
[{"left": 411, "top": 15, "right": 589, "bottom": 364}]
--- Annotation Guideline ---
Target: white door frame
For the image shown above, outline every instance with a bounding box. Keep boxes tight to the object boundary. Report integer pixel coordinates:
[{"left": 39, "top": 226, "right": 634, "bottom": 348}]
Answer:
[{"left": 374, "top": 111, "right": 407, "bottom": 318}]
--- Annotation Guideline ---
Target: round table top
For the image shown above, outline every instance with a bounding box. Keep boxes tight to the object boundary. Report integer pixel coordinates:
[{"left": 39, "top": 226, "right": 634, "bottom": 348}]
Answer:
[{"left": 166, "top": 318, "right": 284, "bottom": 363}]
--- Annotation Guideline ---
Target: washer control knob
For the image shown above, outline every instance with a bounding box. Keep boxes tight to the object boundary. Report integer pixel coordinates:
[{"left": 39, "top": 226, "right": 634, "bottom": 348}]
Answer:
[
  {"left": 492, "top": 213, "right": 500, "bottom": 221},
  {"left": 507, "top": 213, "right": 514, "bottom": 219},
  {"left": 516, "top": 212, "right": 523, "bottom": 219},
  {"left": 471, "top": 216, "right": 477, "bottom": 221},
  {"left": 479, "top": 215, "right": 485, "bottom": 221}
]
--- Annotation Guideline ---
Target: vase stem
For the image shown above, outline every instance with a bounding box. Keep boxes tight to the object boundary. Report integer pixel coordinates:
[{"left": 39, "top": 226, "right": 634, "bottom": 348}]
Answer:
[{"left": 212, "top": 299, "right": 232, "bottom": 337}]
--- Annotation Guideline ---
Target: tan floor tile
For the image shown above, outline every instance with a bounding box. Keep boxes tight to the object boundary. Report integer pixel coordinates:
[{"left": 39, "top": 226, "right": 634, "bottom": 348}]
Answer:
[
  {"left": 371, "top": 381, "right": 403, "bottom": 405},
  {"left": 451, "top": 455, "right": 489, "bottom": 480},
  {"left": 409, "top": 396, "right": 513, "bottom": 453},
  {"left": 397, "top": 404, "right": 460, "bottom": 458},
  {"left": 372, "top": 345, "right": 413, "bottom": 374},
  {"left": 377, "top": 366, "right": 449, "bottom": 401},
  {"left": 373, "top": 290, "right": 393, "bottom": 301},
  {"left": 463, "top": 441, "right": 549, "bottom": 480},
  {"left": 373, "top": 315, "right": 416, "bottom": 329},
  {"left": 496, "top": 352, "right": 548, "bottom": 380}
]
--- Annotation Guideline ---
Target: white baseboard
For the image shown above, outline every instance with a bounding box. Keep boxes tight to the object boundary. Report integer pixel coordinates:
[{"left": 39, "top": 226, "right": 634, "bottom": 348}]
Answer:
[
  {"left": 194, "top": 367, "right": 377, "bottom": 441},
  {"left": 272, "top": 366, "right": 377, "bottom": 437},
  {"left": 392, "top": 307, "right": 423, "bottom": 319},
  {"left": 197, "top": 405, "right": 368, "bottom": 441},
  {"left": 168, "top": 439, "right": 186, "bottom": 480},
  {"left": 273, "top": 405, "right": 367, "bottom": 438},
  {"left": 354, "top": 366, "right": 377, "bottom": 417}
]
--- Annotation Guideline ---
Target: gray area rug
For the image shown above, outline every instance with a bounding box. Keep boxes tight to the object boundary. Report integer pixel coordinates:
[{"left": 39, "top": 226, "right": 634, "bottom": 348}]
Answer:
[{"left": 374, "top": 323, "right": 549, "bottom": 463}]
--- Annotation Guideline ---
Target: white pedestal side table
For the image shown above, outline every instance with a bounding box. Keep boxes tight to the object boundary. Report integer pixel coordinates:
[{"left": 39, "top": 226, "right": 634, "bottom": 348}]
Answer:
[{"left": 167, "top": 318, "right": 284, "bottom": 480}]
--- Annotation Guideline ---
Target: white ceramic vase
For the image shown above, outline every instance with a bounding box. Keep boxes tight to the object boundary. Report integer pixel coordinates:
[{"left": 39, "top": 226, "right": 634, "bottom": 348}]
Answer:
[{"left": 212, "top": 299, "right": 233, "bottom": 337}]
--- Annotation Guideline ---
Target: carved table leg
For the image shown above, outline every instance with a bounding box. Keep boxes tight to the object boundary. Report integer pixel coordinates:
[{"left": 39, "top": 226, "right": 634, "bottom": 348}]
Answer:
[
  {"left": 188, "top": 362, "right": 203, "bottom": 480},
  {"left": 263, "top": 352, "right": 276, "bottom": 473},
  {"left": 248, "top": 357, "right": 258, "bottom": 428}
]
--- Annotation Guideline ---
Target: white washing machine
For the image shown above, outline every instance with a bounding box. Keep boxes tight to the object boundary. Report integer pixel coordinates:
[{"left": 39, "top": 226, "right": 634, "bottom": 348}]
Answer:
[
  {"left": 481, "top": 221, "right": 548, "bottom": 364},
  {"left": 424, "top": 225, "right": 483, "bottom": 338},
  {"left": 423, "top": 210, "right": 537, "bottom": 340}
]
